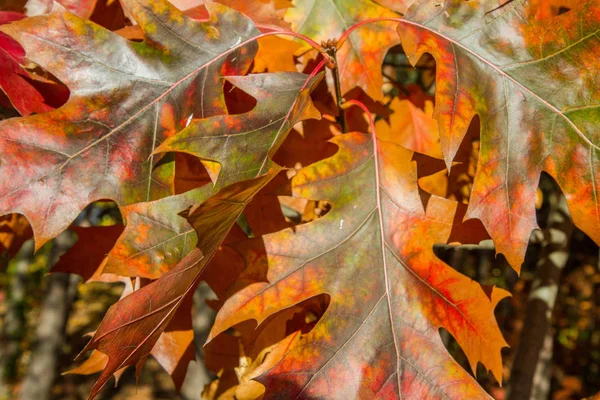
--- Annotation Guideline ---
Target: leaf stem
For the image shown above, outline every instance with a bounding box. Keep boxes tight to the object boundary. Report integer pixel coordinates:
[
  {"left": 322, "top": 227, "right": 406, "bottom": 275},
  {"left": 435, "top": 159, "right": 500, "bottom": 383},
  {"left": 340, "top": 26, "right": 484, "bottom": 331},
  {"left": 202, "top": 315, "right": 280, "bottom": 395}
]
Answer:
[
  {"left": 327, "top": 48, "right": 348, "bottom": 133},
  {"left": 336, "top": 18, "right": 403, "bottom": 50},
  {"left": 266, "top": 30, "right": 332, "bottom": 62},
  {"left": 342, "top": 100, "right": 375, "bottom": 139}
]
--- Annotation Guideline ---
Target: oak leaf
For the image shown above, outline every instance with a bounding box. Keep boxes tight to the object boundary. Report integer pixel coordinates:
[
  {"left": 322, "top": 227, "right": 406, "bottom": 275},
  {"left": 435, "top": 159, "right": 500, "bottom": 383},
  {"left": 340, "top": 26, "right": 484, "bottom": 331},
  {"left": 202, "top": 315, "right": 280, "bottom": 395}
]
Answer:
[
  {"left": 0, "top": 0, "right": 259, "bottom": 248},
  {"left": 67, "top": 276, "right": 195, "bottom": 391},
  {"left": 80, "top": 70, "right": 323, "bottom": 398},
  {"left": 54, "top": 72, "right": 323, "bottom": 282},
  {"left": 210, "top": 128, "right": 508, "bottom": 398},
  {"left": 103, "top": 72, "right": 323, "bottom": 279},
  {"left": 375, "top": 98, "right": 442, "bottom": 158},
  {"left": 82, "top": 174, "right": 274, "bottom": 399},
  {"left": 399, "top": 0, "right": 600, "bottom": 270}
]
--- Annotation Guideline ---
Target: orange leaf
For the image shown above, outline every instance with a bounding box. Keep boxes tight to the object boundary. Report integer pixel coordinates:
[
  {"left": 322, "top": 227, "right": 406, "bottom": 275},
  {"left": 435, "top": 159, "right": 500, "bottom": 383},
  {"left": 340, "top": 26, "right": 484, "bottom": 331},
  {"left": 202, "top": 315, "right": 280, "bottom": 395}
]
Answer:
[
  {"left": 375, "top": 98, "right": 442, "bottom": 158},
  {"left": 252, "top": 36, "right": 302, "bottom": 72},
  {"left": 210, "top": 129, "right": 508, "bottom": 398},
  {"left": 0, "top": 214, "right": 32, "bottom": 258}
]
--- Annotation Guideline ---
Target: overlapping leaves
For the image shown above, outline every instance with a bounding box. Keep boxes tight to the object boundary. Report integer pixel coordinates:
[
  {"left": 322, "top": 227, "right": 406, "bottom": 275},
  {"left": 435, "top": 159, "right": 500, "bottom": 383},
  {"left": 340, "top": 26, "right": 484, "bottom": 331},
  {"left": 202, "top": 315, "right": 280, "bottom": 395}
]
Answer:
[
  {"left": 2, "top": 0, "right": 600, "bottom": 399},
  {"left": 0, "top": 0, "right": 328, "bottom": 396},
  {"left": 100, "top": 72, "right": 323, "bottom": 279},
  {"left": 0, "top": 0, "right": 259, "bottom": 247},
  {"left": 285, "top": 0, "right": 400, "bottom": 100},
  {"left": 78, "top": 69, "right": 324, "bottom": 398},
  {"left": 210, "top": 128, "right": 508, "bottom": 398}
]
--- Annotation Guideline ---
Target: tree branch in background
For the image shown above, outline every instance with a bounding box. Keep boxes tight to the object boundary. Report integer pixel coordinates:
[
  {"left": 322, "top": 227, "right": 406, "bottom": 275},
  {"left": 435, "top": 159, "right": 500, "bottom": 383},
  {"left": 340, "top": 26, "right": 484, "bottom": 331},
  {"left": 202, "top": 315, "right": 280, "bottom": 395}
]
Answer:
[{"left": 508, "top": 176, "right": 574, "bottom": 400}]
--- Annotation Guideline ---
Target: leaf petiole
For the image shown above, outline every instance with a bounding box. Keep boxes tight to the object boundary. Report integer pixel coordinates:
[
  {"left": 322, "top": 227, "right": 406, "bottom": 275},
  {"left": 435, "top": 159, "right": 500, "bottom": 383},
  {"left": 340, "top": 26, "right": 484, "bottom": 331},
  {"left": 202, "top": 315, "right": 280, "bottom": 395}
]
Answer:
[
  {"left": 341, "top": 99, "right": 376, "bottom": 139},
  {"left": 336, "top": 17, "right": 403, "bottom": 51}
]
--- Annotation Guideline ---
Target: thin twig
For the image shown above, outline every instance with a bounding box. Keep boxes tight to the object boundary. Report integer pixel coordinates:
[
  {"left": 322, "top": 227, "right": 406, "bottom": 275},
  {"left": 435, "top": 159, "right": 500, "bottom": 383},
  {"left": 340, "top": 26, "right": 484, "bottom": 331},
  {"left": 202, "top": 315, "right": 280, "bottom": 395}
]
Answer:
[
  {"left": 382, "top": 71, "right": 409, "bottom": 96},
  {"left": 324, "top": 42, "right": 348, "bottom": 133}
]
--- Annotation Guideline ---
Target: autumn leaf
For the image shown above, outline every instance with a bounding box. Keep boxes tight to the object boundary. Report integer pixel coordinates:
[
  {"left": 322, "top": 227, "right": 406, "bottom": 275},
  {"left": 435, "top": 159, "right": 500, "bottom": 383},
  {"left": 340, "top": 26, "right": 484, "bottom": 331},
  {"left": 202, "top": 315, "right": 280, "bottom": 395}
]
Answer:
[
  {"left": 252, "top": 36, "right": 302, "bottom": 72},
  {"left": 285, "top": 0, "right": 400, "bottom": 100},
  {"left": 80, "top": 70, "right": 324, "bottom": 398},
  {"left": 6, "top": 0, "right": 599, "bottom": 398},
  {"left": 399, "top": 0, "right": 600, "bottom": 270},
  {"left": 0, "top": 0, "right": 259, "bottom": 248},
  {"left": 202, "top": 295, "right": 324, "bottom": 399},
  {"left": 54, "top": 70, "right": 322, "bottom": 282},
  {"left": 82, "top": 172, "right": 274, "bottom": 399},
  {"left": 210, "top": 125, "right": 508, "bottom": 398},
  {"left": 203, "top": 326, "right": 302, "bottom": 399},
  {"left": 67, "top": 276, "right": 195, "bottom": 391},
  {"left": 0, "top": 11, "right": 53, "bottom": 116},
  {"left": 155, "top": 72, "right": 322, "bottom": 188},
  {"left": 101, "top": 189, "right": 200, "bottom": 279},
  {"left": 0, "top": 214, "right": 32, "bottom": 258},
  {"left": 375, "top": 98, "right": 442, "bottom": 158},
  {"left": 102, "top": 71, "right": 323, "bottom": 279},
  {"left": 64, "top": 275, "right": 133, "bottom": 385},
  {"left": 65, "top": 350, "right": 124, "bottom": 382}
]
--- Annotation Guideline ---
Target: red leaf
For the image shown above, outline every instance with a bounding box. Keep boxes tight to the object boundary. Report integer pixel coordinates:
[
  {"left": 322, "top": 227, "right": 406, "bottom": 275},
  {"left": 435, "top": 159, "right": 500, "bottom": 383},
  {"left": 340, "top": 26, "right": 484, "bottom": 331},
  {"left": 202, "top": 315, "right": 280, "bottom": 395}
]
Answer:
[{"left": 0, "top": 11, "right": 53, "bottom": 116}]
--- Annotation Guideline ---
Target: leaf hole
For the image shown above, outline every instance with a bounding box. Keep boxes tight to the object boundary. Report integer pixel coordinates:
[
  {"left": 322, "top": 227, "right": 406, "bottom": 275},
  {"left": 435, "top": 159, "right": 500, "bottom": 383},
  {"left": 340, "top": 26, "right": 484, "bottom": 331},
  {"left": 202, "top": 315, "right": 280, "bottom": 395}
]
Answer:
[
  {"left": 224, "top": 80, "right": 257, "bottom": 115},
  {"left": 174, "top": 152, "right": 212, "bottom": 194},
  {"left": 416, "top": 116, "right": 481, "bottom": 203}
]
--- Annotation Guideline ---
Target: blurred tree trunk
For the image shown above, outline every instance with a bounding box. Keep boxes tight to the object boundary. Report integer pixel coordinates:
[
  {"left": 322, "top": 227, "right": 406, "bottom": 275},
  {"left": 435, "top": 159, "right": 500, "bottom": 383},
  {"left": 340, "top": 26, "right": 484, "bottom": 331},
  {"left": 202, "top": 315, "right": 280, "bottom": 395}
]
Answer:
[
  {"left": 0, "top": 240, "right": 34, "bottom": 400},
  {"left": 180, "top": 282, "right": 216, "bottom": 400},
  {"left": 508, "top": 178, "right": 573, "bottom": 400},
  {"left": 20, "top": 233, "right": 79, "bottom": 400}
]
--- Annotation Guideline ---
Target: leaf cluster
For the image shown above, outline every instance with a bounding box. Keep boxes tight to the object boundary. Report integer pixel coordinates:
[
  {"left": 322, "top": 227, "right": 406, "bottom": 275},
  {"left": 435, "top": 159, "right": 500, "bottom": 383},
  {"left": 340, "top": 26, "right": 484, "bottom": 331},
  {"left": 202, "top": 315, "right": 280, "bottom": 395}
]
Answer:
[{"left": 0, "top": 0, "right": 598, "bottom": 399}]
